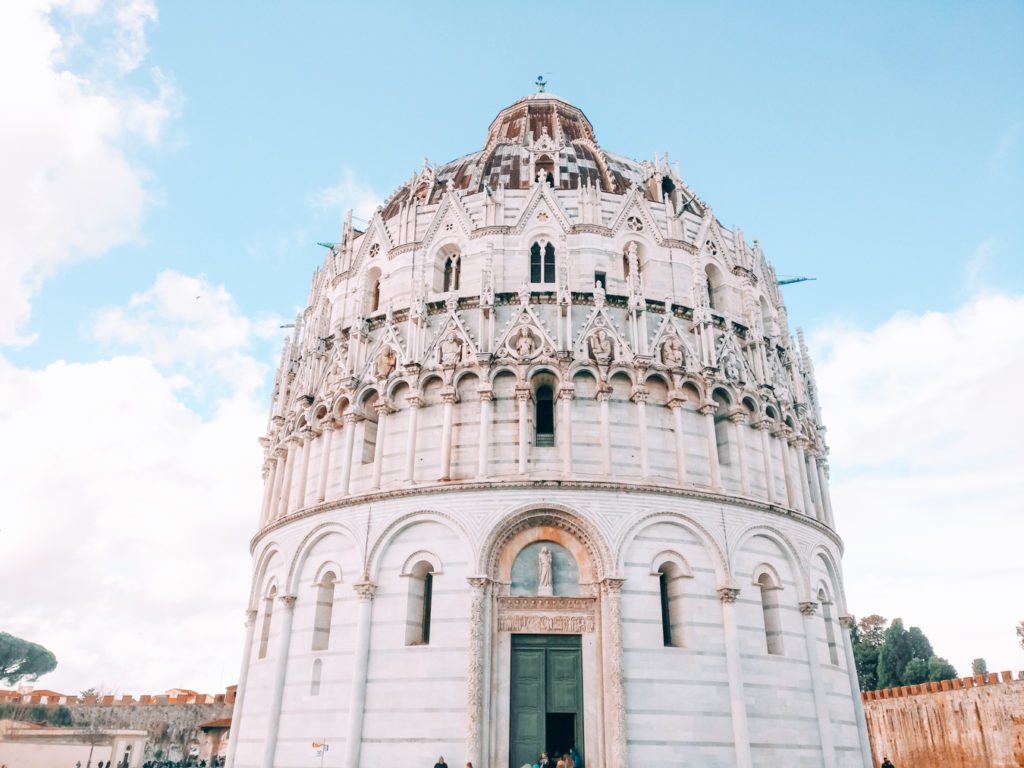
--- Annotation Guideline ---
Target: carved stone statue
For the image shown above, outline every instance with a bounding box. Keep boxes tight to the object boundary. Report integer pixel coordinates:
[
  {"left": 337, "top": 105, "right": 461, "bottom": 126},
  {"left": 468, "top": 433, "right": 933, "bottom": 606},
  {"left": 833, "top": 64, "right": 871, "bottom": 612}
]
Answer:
[
  {"left": 514, "top": 327, "right": 536, "bottom": 358},
  {"left": 538, "top": 546, "right": 553, "bottom": 596},
  {"left": 722, "top": 352, "right": 742, "bottom": 382},
  {"left": 376, "top": 345, "right": 397, "bottom": 379},
  {"left": 593, "top": 279, "right": 606, "bottom": 309},
  {"left": 439, "top": 331, "right": 463, "bottom": 367},
  {"left": 662, "top": 335, "right": 683, "bottom": 369},
  {"left": 589, "top": 329, "right": 614, "bottom": 368}
]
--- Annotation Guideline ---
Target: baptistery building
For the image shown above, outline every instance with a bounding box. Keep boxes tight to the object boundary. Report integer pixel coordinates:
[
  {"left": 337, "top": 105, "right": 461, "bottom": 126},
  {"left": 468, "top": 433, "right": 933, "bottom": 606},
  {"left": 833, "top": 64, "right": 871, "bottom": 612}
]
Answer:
[{"left": 226, "top": 88, "right": 872, "bottom": 768}]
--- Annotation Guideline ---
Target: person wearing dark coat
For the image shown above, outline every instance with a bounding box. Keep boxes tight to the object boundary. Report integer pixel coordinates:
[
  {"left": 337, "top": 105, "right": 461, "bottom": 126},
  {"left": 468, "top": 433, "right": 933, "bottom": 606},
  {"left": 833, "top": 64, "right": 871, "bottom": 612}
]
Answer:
[
  {"left": 881, "top": 759, "right": 895, "bottom": 768},
  {"left": 433, "top": 757, "right": 448, "bottom": 768}
]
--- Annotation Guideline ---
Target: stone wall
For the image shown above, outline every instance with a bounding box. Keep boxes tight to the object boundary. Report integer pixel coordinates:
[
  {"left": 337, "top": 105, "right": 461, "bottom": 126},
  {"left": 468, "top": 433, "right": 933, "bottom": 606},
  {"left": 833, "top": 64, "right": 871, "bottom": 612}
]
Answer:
[{"left": 862, "top": 672, "right": 1024, "bottom": 767}]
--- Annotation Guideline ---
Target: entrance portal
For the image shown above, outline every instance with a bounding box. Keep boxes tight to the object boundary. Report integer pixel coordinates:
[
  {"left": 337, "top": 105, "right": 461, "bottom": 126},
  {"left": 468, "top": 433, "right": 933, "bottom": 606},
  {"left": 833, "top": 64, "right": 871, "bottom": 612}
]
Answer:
[{"left": 510, "top": 635, "right": 583, "bottom": 768}]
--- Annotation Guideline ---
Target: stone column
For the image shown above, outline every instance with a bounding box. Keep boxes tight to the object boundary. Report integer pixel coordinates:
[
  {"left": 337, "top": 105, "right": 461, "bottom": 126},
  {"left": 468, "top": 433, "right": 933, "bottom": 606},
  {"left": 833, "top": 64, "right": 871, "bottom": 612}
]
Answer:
[
  {"left": 774, "top": 426, "right": 797, "bottom": 508},
  {"left": 259, "top": 458, "right": 278, "bottom": 526},
  {"left": 817, "top": 459, "right": 836, "bottom": 528},
  {"left": 699, "top": 403, "right": 722, "bottom": 490},
  {"left": 262, "top": 594, "right": 296, "bottom": 768},
  {"left": 268, "top": 448, "right": 287, "bottom": 521},
  {"left": 729, "top": 409, "right": 750, "bottom": 495},
  {"left": 631, "top": 386, "right": 650, "bottom": 477},
  {"left": 440, "top": 387, "right": 457, "bottom": 481},
  {"left": 840, "top": 615, "right": 874, "bottom": 768},
  {"left": 794, "top": 438, "right": 815, "bottom": 516},
  {"left": 515, "top": 384, "right": 531, "bottom": 474},
  {"left": 339, "top": 412, "right": 359, "bottom": 496},
  {"left": 344, "top": 581, "right": 376, "bottom": 768},
  {"left": 601, "top": 578, "right": 627, "bottom": 768},
  {"left": 754, "top": 419, "right": 776, "bottom": 503},
  {"left": 371, "top": 401, "right": 391, "bottom": 489},
  {"left": 293, "top": 431, "right": 314, "bottom": 510},
  {"left": 315, "top": 423, "right": 335, "bottom": 503},
  {"left": 799, "top": 601, "right": 836, "bottom": 768},
  {"left": 466, "top": 577, "right": 490, "bottom": 768},
  {"left": 404, "top": 395, "right": 423, "bottom": 483},
  {"left": 559, "top": 385, "right": 574, "bottom": 475},
  {"left": 806, "top": 450, "right": 825, "bottom": 523},
  {"left": 668, "top": 394, "right": 688, "bottom": 484},
  {"left": 597, "top": 387, "right": 612, "bottom": 475},
  {"left": 477, "top": 388, "right": 493, "bottom": 477},
  {"left": 223, "top": 609, "right": 257, "bottom": 768},
  {"left": 276, "top": 439, "right": 297, "bottom": 518},
  {"left": 718, "top": 586, "right": 753, "bottom": 768}
]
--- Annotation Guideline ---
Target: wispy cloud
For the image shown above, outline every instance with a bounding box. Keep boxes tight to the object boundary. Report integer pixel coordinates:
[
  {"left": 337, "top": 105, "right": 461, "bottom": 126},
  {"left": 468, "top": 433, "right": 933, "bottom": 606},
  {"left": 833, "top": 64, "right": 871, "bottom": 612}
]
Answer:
[{"left": 308, "top": 167, "right": 381, "bottom": 223}]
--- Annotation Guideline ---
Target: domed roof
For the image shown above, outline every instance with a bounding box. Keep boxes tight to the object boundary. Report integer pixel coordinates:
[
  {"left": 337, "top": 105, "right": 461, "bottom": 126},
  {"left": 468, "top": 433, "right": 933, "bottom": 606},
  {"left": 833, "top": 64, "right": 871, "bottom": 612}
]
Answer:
[{"left": 379, "top": 91, "right": 655, "bottom": 220}]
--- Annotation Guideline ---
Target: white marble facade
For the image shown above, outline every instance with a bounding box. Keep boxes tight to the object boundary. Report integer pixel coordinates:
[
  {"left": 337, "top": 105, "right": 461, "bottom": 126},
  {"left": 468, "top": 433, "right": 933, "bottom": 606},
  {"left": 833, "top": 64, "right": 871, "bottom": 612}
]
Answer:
[{"left": 225, "top": 90, "right": 873, "bottom": 768}]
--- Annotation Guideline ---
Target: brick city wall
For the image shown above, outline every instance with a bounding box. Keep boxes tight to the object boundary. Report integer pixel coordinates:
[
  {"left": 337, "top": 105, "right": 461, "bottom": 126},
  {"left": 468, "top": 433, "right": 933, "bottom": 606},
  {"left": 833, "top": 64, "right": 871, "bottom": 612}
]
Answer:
[{"left": 862, "top": 671, "right": 1024, "bottom": 768}]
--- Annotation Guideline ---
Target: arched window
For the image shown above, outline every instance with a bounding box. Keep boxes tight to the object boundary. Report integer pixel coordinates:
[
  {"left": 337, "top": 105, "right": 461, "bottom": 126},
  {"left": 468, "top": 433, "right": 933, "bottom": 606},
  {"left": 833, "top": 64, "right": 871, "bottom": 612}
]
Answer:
[
  {"left": 819, "top": 588, "right": 840, "bottom": 665},
  {"left": 656, "top": 561, "right": 687, "bottom": 647},
  {"left": 535, "top": 385, "right": 554, "bottom": 446},
  {"left": 530, "top": 242, "right": 556, "bottom": 284},
  {"left": 258, "top": 586, "right": 276, "bottom": 659},
  {"left": 311, "top": 571, "right": 337, "bottom": 651},
  {"left": 405, "top": 560, "right": 435, "bottom": 645},
  {"left": 757, "top": 572, "right": 784, "bottom": 655},
  {"left": 366, "top": 268, "right": 383, "bottom": 314},
  {"left": 712, "top": 390, "right": 732, "bottom": 466},
  {"left": 310, "top": 658, "right": 322, "bottom": 696},
  {"left": 443, "top": 253, "right": 460, "bottom": 292}
]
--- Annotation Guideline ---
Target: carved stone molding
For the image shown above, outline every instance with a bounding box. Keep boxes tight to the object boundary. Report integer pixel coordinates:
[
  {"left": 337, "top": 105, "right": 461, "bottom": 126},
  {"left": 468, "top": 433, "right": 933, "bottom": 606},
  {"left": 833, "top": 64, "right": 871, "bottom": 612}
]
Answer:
[
  {"left": 496, "top": 595, "right": 597, "bottom": 634},
  {"left": 245, "top": 609, "right": 258, "bottom": 627}
]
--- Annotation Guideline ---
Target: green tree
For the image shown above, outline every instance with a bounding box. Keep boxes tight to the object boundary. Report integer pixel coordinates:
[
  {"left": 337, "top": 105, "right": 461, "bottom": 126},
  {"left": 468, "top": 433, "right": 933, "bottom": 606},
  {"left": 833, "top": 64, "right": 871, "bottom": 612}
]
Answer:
[
  {"left": 28, "top": 704, "right": 49, "bottom": 723},
  {"left": 853, "top": 641, "right": 880, "bottom": 691},
  {"left": 972, "top": 658, "right": 987, "bottom": 675},
  {"left": 857, "top": 614, "right": 887, "bottom": 646},
  {"left": 51, "top": 705, "right": 73, "bottom": 726},
  {"left": 877, "top": 619, "right": 913, "bottom": 689},
  {"left": 0, "top": 632, "right": 57, "bottom": 685},
  {"left": 901, "top": 657, "right": 929, "bottom": 685},
  {"left": 927, "top": 656, "right": 957, "bottom": 682}
]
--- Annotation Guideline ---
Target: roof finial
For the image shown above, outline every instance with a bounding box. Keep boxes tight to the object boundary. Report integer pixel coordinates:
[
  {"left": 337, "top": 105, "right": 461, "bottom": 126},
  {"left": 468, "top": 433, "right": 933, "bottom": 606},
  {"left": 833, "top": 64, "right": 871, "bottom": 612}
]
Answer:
[{"left": 535, "top": 75, "right": 546, "bottom": 93}]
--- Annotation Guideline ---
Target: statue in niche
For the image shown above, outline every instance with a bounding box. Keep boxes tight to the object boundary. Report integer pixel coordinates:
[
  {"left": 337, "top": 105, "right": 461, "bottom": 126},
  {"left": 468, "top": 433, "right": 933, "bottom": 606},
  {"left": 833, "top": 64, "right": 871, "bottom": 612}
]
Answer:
[
  {"left": 439, "top": 331, "right": 463, "bottom": 367},
  {"left": 589, "top": 328, "right": 614, "bottom": 368},
  {"left": 593, "top": 279, "right": 606, "bottom": 308},
  {"left": 375, "top": 345, "right": 396, "bottom": 379},
  {"left": 514, "top": 327, "right": 536, "bottom": 358},
  {"left": 722, "top": 352, "right": 742, "bottom": 382},
  {"left": 662, "top": 334, "right": 684, "bottom": 369},
  {"left": 537, "top": 546, "right": 553, "bottom": 596}
]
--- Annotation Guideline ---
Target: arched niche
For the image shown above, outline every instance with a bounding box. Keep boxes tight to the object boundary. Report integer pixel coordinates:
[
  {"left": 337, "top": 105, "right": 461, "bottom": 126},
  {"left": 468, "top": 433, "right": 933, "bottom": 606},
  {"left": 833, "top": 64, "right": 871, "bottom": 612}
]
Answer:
[{"left": 510, "top": 540, "right": 580, "bottom": 596}]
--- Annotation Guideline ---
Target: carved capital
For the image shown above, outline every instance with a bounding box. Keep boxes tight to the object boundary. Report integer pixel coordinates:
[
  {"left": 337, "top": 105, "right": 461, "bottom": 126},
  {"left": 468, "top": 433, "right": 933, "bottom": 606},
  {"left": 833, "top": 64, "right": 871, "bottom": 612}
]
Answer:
[
  {"left": 601, "top": 577, "right": 626, "bottom": 595},
  {"left": 245, "top": 609, "right": 258, "bottom": 627},
  {"left": 558, "top": 385, "right": 575, "bottom": 401},
  {"left": 373, "top": 400, "right": 395, "bottom": 417},
  {"left": 772, "top": 425, "right": 793, "bottom": 441},
  {"left": 343, "top": 411, "right": 362, "bottom": 425},
  {"left": 727, "top": 408, "right": 748, "bottom": 424},
  {"left": 273, "top": 446, "right": 287, "bottom": 459},
  {"left": 595, "top": 387, "right": 612, "bottom": 404},
  {"left": 467, "top": 576, "right": 490, "bottom": 595},
  {"left": 717, "top": 586, "right": 740, "bottom": 603},
  {"left": 839, "top": 615, "right": 856, "bottom": 631},
  {"left": 279, "top": 595, "right": 297, "bottom": 611},
  {"left": 477, "top": 387, "right": 494, "bottom": 403},
  {"left": 753, "top": 418, "right": 774, "bottom": 432},
  {"left": 406, "top": 395, "right": 425, "bottom": 409},
  {"left": 698, "top": 402, "right": 717, "bottom": 417},
  {"left": 440, "top": 387, "right": 458, "bottom": 405},
  {"left": 514, "top": 384, "right": 532, "bottom": 402},
  {"left": 799, "top": 601, "right": 819, "bottom": 617},
  {"left": 353, "top": 581, "right": 376, "bottom": 601},
  {"left": 629, "top": 386, "right": 649, "bottom": 404}
]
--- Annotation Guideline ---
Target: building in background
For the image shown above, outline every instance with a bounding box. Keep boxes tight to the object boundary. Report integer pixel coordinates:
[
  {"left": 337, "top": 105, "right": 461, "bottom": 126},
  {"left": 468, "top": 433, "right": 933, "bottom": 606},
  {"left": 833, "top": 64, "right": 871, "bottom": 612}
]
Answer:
[{"left": 227, "top": 86, "right": 872, "bottom": 768}]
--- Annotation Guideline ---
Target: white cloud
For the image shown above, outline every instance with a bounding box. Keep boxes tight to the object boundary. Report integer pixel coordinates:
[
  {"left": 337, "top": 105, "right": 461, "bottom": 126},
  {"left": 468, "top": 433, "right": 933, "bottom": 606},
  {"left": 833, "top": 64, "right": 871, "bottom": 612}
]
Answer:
[
  {"left": 810, "top": 293, "right": 1024, "bottom": 677},
  {"left": 0, "top": 0, "right": 175, "bottom": 346},
  {"left": 0, "top": 271, "right": 271, "bottom": 695},
  {"left": 309, "top": 167, "right": 381, "bottom": 224},
  {"left": 92, "top": 270, "right": 280, "bottom": 398}
]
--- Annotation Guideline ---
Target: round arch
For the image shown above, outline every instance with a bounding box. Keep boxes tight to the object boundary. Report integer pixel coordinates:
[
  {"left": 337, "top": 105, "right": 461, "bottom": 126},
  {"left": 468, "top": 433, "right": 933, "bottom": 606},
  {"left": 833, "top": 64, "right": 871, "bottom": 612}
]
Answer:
[
  {"left": 615, "top": 511, "right": 730, "bottom": 586},
  {"left": 730, "top": 524, "right": 808, "bottom": 602},
  {"left": 285, "top": 521, "right": 363, "bottom": 594},
  {"left": 366, "top": 508, "right": 473, "bottom": 583}
]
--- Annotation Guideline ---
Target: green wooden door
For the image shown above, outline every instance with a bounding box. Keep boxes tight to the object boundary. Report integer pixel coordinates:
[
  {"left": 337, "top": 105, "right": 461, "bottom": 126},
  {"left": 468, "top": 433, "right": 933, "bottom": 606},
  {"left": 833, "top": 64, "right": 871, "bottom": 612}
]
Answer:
[{"left": 510, "top": 635, "right": 583, "bottom": 768}]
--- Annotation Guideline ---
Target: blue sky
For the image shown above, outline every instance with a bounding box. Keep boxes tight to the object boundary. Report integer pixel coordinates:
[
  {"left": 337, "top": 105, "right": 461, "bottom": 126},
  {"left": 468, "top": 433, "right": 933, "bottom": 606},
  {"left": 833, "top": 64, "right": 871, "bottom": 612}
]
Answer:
[{"left": 1, "top": 1, "right": 1021, "bottom": 694}]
